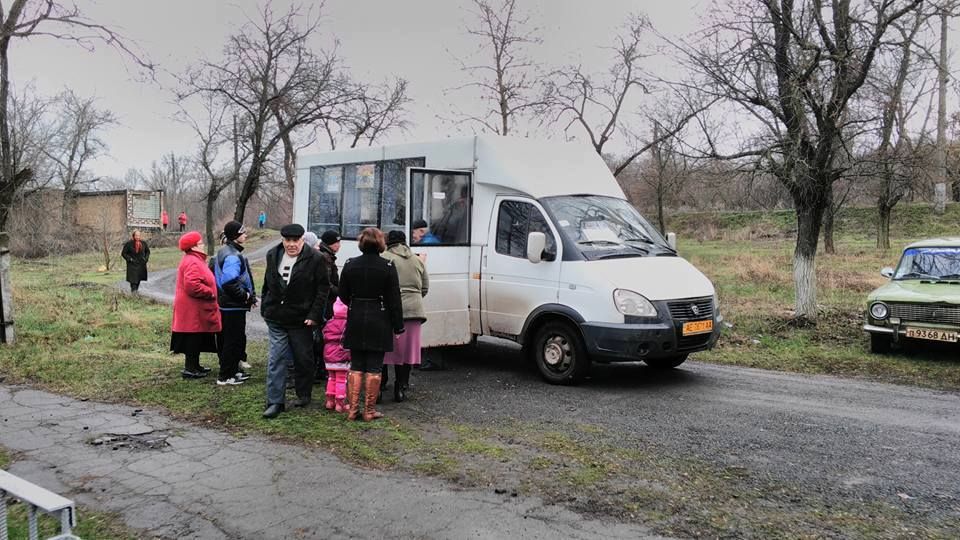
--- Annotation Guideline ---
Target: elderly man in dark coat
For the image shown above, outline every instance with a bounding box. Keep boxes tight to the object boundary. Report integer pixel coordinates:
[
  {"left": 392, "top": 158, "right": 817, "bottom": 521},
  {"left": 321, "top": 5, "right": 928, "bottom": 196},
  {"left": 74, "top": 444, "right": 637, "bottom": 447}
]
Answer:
[{"left": 260, "top": 224, "right": 331, "bottom": 419}]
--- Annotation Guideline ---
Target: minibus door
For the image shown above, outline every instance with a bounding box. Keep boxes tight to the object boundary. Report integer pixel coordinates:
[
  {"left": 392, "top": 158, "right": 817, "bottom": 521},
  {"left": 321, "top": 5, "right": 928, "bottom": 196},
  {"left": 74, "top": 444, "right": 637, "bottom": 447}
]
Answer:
[
  {"left": 407, "top": 168, "right": 474, "bottom": 347},
  {"left": 481, "top": 197, "right": 562, "bottom": 338}
]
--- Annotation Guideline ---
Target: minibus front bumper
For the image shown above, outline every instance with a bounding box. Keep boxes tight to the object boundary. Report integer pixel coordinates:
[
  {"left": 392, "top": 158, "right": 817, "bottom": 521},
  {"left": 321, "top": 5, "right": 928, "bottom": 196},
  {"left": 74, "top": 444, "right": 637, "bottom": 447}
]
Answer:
[{"left": 580, "top": 313, "right": 722, "bottom": 362}]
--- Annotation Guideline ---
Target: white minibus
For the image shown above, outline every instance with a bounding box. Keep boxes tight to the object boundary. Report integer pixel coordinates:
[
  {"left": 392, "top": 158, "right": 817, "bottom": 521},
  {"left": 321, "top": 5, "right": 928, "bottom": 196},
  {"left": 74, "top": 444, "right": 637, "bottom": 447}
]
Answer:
[{"left": 294, "top": 136, "right": 721, "bottom": 384}]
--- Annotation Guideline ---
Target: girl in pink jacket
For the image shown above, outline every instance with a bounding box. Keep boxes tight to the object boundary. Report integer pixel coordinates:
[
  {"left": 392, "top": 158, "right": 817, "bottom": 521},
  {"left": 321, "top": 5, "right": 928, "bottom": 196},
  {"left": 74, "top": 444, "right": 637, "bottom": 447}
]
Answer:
[{"left": 322, "top": 299, "right": 352, "bottom": 412}]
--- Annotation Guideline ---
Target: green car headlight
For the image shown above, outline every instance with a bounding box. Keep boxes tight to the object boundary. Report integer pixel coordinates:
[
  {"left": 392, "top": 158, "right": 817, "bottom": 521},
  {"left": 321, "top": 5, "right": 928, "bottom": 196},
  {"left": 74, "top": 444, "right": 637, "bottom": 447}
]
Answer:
[{"left": 870, "top": 302, "right": 889, "bottom": 320}]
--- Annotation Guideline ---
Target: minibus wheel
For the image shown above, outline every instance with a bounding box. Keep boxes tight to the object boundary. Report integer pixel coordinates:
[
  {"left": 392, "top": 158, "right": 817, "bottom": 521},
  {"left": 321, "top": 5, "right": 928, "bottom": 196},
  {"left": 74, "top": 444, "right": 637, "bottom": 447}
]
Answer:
[
  {"left": 531, "top": 321, "right": 589, "bottom": 385},
  {"left": 643, "top": 355, "right": 688, "bottom": 369}
]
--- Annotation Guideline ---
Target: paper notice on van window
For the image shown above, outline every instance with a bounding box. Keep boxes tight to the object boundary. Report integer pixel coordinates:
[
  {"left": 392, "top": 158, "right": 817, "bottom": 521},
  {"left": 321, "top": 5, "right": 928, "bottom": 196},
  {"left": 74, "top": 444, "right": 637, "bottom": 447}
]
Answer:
[
  {"left": 325, "top": 168, "right": 342, "bottom": 193},
  {"left": 432, "top": 192, "right": 446, "bottom": 200},
  {"left": 356, "top": 164, "right": 376, "bottom": 189},
  {"left": 581, "top": 220, "right": 621, "bottom": 244}
]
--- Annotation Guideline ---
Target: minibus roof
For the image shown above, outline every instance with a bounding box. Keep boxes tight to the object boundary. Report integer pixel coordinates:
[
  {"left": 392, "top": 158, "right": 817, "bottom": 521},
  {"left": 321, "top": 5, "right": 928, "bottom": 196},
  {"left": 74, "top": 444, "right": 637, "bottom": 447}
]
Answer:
[{"left": 299, "top": 135, "right": 627, "bottom": 200}]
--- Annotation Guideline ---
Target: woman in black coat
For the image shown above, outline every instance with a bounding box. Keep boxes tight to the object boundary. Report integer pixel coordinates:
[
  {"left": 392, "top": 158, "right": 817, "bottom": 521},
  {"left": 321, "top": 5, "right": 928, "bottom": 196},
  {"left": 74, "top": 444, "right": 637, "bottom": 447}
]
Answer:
[
  {"left": 338, "top": 227, "right": 404, "bottom": 421},
  {"left": 121, "top": 230, "right": 150, "bottom": 293}
]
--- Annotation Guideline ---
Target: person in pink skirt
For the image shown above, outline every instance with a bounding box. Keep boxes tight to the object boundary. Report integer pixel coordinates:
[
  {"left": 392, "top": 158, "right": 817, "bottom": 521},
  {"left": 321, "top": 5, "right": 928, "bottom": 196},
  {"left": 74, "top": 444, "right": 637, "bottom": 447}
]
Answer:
[
  {"left": 381, "top": 230, "right": 430, "bottom": 402},
  {"left": 322, "top": 298, "right": 352, "bottom": 412}
]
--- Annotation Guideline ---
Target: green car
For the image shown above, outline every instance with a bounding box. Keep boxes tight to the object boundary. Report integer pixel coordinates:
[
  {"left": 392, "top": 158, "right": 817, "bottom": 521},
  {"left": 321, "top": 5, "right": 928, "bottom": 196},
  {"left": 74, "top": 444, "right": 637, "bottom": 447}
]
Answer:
[{"left": 864, "top": 237, "right": 960, "bottom": 353}]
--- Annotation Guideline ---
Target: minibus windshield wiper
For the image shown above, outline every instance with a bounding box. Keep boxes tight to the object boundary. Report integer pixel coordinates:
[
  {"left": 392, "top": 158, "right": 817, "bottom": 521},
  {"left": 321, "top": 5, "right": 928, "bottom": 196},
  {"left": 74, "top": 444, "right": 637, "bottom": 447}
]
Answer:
[
  {"left": 897, "top": 272, "right": 940, "bottom": 281},
  {"left": 577, "top": 240, "right": 622, "bottom": 246}
]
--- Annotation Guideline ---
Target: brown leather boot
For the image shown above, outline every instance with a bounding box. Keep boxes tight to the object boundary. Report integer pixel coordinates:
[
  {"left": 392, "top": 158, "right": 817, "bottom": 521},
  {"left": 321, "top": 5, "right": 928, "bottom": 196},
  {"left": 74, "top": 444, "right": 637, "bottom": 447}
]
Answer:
[
  {"left": 363, "top": 373, "right": 384, "bottom": 422},
  {"left": 346, "top": 371, "right": 364, "bottom": 421}
]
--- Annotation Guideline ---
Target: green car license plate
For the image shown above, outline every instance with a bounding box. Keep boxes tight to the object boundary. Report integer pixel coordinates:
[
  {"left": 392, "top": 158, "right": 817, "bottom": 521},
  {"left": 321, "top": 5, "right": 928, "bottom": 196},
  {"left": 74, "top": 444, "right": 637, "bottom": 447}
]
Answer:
[{"left": 905, "top": 327, "right": 959, "bottom": 343}]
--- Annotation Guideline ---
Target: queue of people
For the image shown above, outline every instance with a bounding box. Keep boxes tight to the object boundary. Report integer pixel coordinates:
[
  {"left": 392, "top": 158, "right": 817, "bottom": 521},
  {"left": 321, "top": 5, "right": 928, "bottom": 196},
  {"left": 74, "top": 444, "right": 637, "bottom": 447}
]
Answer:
[{"left": 165, "top": 221, "right": 427, "bottom": 422}]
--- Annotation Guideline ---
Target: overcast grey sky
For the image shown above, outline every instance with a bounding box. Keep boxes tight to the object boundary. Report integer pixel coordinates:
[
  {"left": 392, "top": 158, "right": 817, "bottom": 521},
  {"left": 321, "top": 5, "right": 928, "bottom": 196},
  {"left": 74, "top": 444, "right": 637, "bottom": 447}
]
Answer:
[{"left": 12, "top": 0, "right": 957, "bottom": 181}]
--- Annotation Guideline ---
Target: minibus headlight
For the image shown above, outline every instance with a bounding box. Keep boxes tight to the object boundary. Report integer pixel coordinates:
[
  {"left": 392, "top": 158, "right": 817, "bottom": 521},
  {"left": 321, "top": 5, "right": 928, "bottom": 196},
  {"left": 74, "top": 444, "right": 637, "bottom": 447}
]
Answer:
[
  {"left": 870, "top": 302, "right": 889, "bottom": 320},
  {"left": 613, "top": 289, "right": 658, "bottom": 317}
]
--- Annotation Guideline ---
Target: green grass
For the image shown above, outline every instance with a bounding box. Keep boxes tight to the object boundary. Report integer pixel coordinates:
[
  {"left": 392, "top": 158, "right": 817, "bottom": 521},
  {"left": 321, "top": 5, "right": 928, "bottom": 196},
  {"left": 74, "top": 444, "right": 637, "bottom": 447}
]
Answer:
[
  {"left": 679, "top": 234, "right": 960, "bottom": 390},
  {"left": 3, "top": 219, "right": 960, "bottom": 537}
]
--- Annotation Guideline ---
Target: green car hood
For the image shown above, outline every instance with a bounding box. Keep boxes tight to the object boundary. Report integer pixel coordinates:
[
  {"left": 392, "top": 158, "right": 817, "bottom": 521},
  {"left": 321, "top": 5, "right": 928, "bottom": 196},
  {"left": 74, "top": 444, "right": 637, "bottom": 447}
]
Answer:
[{"left": 868, "top": 280, "right": 960, "bottom": 304}]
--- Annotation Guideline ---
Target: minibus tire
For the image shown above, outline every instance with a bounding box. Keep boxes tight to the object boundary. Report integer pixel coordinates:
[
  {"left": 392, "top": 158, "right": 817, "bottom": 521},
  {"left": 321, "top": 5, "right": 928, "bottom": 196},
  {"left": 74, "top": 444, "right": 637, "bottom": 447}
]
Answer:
[
  {"left": 531, "top": 321, "right": 589, "bottom": 385},
  {"left": 643, "top": 355, "right": 688, "bottom": 369}
]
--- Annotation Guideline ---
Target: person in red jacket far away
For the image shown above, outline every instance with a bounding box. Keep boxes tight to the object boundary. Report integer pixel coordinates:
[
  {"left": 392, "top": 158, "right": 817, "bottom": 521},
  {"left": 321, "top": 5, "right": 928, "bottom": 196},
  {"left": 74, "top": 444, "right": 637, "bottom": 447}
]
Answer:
[{"left": 178, "top": 211, "right": 188, "bottom": 232}]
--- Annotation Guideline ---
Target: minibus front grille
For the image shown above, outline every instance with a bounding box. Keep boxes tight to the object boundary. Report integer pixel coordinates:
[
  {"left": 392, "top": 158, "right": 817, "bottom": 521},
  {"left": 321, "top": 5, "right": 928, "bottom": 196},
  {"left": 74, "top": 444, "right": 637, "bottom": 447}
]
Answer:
[{"left": 667, "top": 297, "right": 714, "bottom": 321}]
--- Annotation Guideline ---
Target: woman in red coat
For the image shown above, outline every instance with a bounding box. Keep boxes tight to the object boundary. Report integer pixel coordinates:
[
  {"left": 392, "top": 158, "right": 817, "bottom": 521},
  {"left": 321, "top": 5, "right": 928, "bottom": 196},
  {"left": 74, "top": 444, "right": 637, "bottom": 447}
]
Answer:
[{"left": 170, "top": 231, "right": 222, "bottom": 379}]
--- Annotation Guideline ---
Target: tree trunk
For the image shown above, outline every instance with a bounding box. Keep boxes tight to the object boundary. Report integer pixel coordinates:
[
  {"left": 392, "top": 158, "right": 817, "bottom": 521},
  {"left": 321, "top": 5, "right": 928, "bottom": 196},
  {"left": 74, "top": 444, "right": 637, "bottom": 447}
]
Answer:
[
  {"left": 934, "top": 9, "right": 949, "bottom": 214},
  {"left": 793, "top": 198, "right": 825, "bottom": 322},
  {"left": 822, "top": 187, "right": 836, "bottom": 255},
  {"left": 876, "top": 205, "right": 891, "bottom": 250},
  {"left": 234, "top": 161, "right": 260, "bottom": 224},
  {"left": 0, "top": 33, "right": 13, "bottom": 232},
  {"left": 657, "top": 186, "right": 666, "bottom": 235},
  {"left": 205, "top": 187, "right": 218, "bottom": 255}
]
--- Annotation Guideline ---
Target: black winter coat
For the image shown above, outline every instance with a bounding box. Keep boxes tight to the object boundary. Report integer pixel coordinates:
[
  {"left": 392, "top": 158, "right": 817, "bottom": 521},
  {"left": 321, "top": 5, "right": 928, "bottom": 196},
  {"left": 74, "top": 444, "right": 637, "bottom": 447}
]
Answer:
[
  {"left": 121, "top": 239, "right": 150, "bottom": 284},
  {"left": 338, "top": 252, "right": 404, "bottom": 352},
  {"left": 318, "top": 243, "right": 340, "bottom": 319},
  {"left": 260, "top": 244, "right": 330, "bottom": 328}
]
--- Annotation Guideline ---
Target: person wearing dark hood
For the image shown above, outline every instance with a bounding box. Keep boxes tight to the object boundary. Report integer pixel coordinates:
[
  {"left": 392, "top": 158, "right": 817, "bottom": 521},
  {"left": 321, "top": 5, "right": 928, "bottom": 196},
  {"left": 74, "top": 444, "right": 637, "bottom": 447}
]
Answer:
[
  {"left": 121, "top": 229, "right": 150, "bottom": 294},
  {"left": 170, "top": 231, "right": 221, "bottom": 379},
  {"left": 338, "top": 227, "right": 404, "bottom": 421},
  {"left": 381, "top": 230, "right": 429, "bottom": 402},
  {"left": 260, "top": 224, "right": 331, "bottom": 419},
  {"left": 213, "top": 221, "right": 257, "bottom": 386}
]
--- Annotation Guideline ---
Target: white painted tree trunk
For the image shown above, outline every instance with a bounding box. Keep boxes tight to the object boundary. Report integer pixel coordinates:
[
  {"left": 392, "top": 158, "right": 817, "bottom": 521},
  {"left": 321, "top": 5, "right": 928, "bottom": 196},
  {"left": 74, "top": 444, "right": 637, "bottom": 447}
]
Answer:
[{"left": 793, "top": 250, "right": 817, "bottom": 320}]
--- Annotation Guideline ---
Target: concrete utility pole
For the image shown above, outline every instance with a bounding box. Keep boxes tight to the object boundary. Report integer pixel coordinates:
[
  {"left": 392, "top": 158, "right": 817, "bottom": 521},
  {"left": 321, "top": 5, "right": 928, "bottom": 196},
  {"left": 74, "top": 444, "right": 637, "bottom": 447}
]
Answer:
[
  {"left": 934, "top": 6, "right": 951, "bottom": 214},
  {"left": 0, "top": 233, "right": 15, "bottom": 343}
]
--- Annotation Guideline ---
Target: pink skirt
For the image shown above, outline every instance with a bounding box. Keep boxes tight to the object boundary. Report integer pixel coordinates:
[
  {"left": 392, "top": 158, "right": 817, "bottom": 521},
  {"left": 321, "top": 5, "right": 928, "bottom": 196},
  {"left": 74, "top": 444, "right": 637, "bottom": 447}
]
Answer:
[{"left": 383, "top": 321, "right": 422, "bottom": 366}]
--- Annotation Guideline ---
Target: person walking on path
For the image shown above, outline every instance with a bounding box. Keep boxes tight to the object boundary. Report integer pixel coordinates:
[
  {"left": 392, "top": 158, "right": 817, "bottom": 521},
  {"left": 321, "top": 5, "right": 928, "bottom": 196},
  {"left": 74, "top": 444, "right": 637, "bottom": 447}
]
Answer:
[
  {"left": 338, "top": 228, "right": 404, "bottom": 421},
  {"left": 161, "top": 210, "right": 169, "bottom": 231},
  {"left": 322, "top": 298, "right": 351, "bottom": 413},
  {"left": 120, "top": 229, "right": 150, "bottom": 294},
  {"left": 260, "top": 224, "right": 331, "bottom": 419},
  {"left": 258, "top": 211, "right": 267, "bottom": 229},
  {"left": 171, "top": 231, "right": 221, "bottom": 379},
  {"left": 178, "top": 211, "right": 188, "bottom": 232},
  {"left": 381, "top": 230, "right": 429, "bottom": 402},
  {"left": 213, "top": 221, "right": 257, "bottom": 386}
]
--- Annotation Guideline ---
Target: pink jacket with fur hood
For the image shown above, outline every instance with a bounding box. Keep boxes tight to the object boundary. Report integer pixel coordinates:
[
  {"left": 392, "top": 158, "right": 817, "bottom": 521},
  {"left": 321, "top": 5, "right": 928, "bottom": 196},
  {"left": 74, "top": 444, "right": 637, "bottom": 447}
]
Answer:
[{"left": 322, "top": 299, "right": 351, "bottom": 370}]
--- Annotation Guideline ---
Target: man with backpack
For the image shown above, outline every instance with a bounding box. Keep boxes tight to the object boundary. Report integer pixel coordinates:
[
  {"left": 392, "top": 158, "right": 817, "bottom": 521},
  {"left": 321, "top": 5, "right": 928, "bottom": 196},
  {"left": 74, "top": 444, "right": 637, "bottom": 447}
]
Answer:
[{"left": 213, "top": 221, "right": 257, "bottom": 385}]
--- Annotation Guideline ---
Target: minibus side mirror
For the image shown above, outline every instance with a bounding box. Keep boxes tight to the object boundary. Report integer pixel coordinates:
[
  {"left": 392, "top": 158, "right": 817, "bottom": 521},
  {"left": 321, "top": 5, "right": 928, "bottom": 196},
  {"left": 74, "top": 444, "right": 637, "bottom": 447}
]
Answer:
[
  {"left": 880, "top": 267, "right": 894, "bottom": 278},
  {"left": 667, "top": 232, "right": 677, "bottom": 250},
  {"left": 527, "top": 232, "right": 547, "bottom": 264}
]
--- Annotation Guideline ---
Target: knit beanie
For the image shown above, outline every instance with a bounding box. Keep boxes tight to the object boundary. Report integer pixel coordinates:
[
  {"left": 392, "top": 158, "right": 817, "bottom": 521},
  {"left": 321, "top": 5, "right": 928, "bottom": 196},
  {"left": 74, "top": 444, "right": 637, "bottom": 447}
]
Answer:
[{"left": 178, "top": 231, "right": 202, "bottom": 251}]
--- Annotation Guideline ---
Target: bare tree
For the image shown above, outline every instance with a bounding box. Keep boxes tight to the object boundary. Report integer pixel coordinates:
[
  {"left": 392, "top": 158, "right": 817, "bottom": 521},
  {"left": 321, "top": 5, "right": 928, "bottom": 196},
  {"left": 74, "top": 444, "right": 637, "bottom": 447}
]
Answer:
[
  {"left": 183, "top": 3, "right": 349, "bottom": 223},
  {"left": 45, "top": 89, "right": 116, "bottom": 222},
  {"left": 0, "top": 0, "right": 150, "bottom": 231},
  {"left": 548, "top": 16, "right": 712, "bottom": 177},
  {"left": 180, "top": 94, "right": 251, "bottom": 251},
  {"left": 452, "top": 0, "right": 547, "bottom": 135},
  {"left": 931, "top": 1, "right": 960, "bottom": 206},
  {"left": 9, "top": 82, "right": 54, "bottom": 195},
  {"left": 862, "top": 10, "right": 934, "bottom": 249},
  {"left": 146, "top": 152, "right": 193, "bottom": 221},
  {"left": 681, "top": 0, "right": 922, "bottom": 322}
]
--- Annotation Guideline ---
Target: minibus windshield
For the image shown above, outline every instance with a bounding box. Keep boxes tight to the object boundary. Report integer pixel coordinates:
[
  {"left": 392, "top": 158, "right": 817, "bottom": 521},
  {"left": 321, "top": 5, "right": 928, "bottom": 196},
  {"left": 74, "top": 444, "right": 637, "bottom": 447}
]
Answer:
[{"left": 541, "top": 195, "right": 674, "bottom": 260}]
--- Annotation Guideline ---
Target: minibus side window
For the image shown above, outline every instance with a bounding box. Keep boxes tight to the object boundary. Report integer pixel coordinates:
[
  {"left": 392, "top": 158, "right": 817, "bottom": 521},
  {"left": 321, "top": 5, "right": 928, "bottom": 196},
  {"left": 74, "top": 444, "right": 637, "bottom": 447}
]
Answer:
[
  {"left": 410, "top": 172, "right": 471, "bottom": 246},
  {"left": 308, "top": 166, "right": 342, "bottom": 233},
  {"left": 495, "top": 200, "right": 556, "bottom": 259}
]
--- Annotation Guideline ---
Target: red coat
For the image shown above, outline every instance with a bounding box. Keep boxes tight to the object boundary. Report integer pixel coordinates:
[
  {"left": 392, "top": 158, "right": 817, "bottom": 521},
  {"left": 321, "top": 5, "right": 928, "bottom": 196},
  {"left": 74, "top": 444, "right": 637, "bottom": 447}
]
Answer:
[
  {"left": 178, "top": 212, "right": 188, "bottom": 225},
  {"left": 172, "top": 251, "right": 221, "bottom": 333}
]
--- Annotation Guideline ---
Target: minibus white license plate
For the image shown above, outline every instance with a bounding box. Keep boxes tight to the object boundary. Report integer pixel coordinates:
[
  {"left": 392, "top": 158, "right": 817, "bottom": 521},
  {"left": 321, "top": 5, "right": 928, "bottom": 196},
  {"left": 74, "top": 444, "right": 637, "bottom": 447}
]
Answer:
[
  {"left": 682, "top": 320, "right": 714, "bottom": 336},
  {"left": 905, "top": 327, "right": 958, "bottom": 342}
]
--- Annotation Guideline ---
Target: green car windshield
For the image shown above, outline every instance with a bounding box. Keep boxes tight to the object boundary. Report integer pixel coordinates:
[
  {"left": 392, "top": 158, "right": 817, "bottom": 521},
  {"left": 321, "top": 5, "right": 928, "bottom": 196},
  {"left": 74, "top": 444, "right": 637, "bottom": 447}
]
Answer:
[{"left": 894, "top": 247, "right": 960, "bottom": 280}]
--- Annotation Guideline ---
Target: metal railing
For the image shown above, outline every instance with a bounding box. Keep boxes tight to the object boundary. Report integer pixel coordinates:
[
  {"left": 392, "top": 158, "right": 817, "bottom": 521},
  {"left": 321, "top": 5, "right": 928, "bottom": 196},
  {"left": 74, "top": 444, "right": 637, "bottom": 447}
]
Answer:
[{"left": 0, "top": 469, "right": 78, "bottom": 540}]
